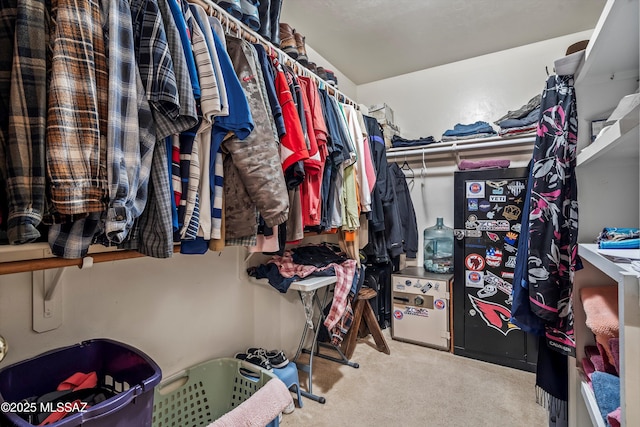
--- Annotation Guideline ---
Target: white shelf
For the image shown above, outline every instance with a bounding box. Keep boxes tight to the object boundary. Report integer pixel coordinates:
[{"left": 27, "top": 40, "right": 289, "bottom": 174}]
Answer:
[
  {"left": 574, "top": 0, "right": 639, "bottom": 123},
  {"left": 576, "top": 0, "right": 640, "bottom": 87},
  {"left": 580, "top": 377, "right": 607, "bottom": 427},
  {"left": 577, "top": 108, "right": 640, "bottom": 166},
  {"left": 578, "top": 244, "right": 640, "bottom": 281},
  {"left": 385, "top": 135, "right": 535, "bottom": 160}
]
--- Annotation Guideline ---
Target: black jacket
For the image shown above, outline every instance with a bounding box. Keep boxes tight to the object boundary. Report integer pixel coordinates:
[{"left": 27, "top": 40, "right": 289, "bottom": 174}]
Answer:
[{"left": 388, "top": 162, "right": 419, "bottom": 258}]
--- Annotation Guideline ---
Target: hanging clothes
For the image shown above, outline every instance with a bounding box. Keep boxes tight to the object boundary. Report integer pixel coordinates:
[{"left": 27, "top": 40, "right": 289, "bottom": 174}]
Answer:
[
  {"left": 1, "top": 0, "right": 48, "bottom": 245},
  {"left": 222, "top": 35, "right": 288, "bottom": 239},
  {"left": 514, "top": 75, "right": 581, "bottom": 422},
  {"left": 527, "top": 74, "right": 580, "bottom": 356}
]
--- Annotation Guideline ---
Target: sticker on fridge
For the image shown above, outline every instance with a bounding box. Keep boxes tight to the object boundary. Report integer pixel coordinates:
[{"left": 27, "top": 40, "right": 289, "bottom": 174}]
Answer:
[
  {"left": 468, "top": 295, "right": 521, "bottom": 336},
  {"left": 465, "top": 270, "right": 484, "bottom": 288},
  {"left": 465, "top": 254, "right": 485, "bottom": 271},
  {"left": 485, "top": 247, "right": 503, "bottom": 267},
  {"left": 466, "top": 181, "right": 485, "bottom": 198},
  {"left": 467, "top": 199, "right": 478, "bottom": 211}
]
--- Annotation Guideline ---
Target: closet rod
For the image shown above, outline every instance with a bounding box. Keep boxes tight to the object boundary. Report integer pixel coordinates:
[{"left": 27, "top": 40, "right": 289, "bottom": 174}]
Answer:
[
  {"left": 385, "top": 136, "right": 535, "bottom": 159},
  {"left": 204, "top": 0, "right": 358, "bottom": 108},
  {"left": 0, "top": 245, "right": 181, "bottom": 276}
]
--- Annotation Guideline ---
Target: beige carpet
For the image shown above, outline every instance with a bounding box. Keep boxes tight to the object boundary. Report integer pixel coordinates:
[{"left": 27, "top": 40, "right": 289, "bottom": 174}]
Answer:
[{"left": 280, "top": 330, "right": 548, "bottom": 427}]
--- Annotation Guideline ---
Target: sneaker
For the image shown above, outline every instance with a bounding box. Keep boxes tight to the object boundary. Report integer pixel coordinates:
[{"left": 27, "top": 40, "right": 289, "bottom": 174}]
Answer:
[
  {"left": 283, "top": 401, "right": 295, "bottom": 414},
  {"left": 247, "top": 348, "right": 289, "bottom": 369},
  {"left": 235, "top": 352, "right": 273, "bottom": 371}
]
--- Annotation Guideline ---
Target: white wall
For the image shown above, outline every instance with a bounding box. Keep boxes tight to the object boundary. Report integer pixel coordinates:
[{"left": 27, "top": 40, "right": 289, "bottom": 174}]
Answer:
[
  {"left": 357, "top": 31, "right": 593, "bottom": 140},
  {"left": 305, "top": 44, "right": 358, "bottom": 101},
  {"left": 0, "top": 31, "right": 594, "bottom": 380},
  {"left": 358, "top": 31, "right": 592, "bottom": 265},
  {"left": 0, "top": 249, "right": 262, "bottom": 377}
]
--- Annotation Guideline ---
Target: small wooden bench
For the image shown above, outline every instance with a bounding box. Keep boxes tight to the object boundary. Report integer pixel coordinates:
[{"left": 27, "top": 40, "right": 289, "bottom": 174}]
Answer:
[{"left": 341, "top": 287, "right": 391, "bottom": 359}]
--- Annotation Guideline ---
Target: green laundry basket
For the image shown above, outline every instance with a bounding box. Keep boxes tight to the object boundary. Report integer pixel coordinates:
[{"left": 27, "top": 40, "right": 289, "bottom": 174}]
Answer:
[{"left": 152, "top": 358, "right": 279, "bottom": 427}]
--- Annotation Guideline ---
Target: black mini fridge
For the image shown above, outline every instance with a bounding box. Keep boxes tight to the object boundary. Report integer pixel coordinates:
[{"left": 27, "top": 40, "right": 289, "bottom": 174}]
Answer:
[{"left": 452, "top": 167, "right": 537, "bottom": 372}]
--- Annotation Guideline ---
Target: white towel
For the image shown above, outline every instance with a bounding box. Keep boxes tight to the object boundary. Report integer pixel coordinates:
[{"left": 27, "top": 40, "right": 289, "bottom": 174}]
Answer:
[{"left": 209, "top": 378, "right": 293, "bottom": 427}]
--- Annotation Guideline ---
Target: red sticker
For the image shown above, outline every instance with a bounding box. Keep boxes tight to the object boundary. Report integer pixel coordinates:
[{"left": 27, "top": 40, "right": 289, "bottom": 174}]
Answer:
[{"left": 465, "top": 253, "right": 485, "bottom": 271}]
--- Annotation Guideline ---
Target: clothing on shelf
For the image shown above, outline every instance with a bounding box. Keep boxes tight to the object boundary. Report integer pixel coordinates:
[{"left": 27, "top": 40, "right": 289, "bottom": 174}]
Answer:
[
  {"left": 390, "top": 135, "right": 437, "bottom": 148},
  {"left": 441, "top": 120, "right": 496, "bottom": 141}
]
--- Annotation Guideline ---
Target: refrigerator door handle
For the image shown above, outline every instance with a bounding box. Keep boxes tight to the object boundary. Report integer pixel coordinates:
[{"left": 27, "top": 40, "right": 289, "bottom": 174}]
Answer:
[{"left": 454, "top": 229, "right": 481, "bottom": 240}]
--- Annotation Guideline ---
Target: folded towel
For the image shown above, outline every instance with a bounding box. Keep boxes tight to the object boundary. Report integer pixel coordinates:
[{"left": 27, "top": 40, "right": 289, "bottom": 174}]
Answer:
[
  {"left": 599, "top": 238, "right": 640, "bottom": 249},
  {"left": 595, "top": 338, "right": 618, "bottom": 375},
  {"left": 609, "top": 338, "right": 620, "bottom": 375},
  {"left": 585, "top": 345, "right": 606, "bottom": 372},
  {"left": 607, "top": 406, "right": 621, "bottom": 427},
  {"left": 597, "top": 227, "right": 639, "bottom": 242},
  {"left": 209, "top": 378, "right": 293, "bottom": 427},
  {"left": 591, "top": 372, "right": 620, "bottom": 425},
  {"left": 581, "top": 357, "right": 595, "bottom": 384},
  {"left": 580, "top": 285, "right": 619, "bottom": 337},
  {"left": 457, "top": 159, "right": 511, "bottom": 170}
]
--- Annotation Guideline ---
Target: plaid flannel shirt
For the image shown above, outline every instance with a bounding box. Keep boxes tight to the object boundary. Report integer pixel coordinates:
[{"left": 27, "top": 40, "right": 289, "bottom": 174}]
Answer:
[
  {"left": 47, "top": 0, "right": 108, "bottom": 217},
  {"left": 104, "top": 0, "right": 154, "bottom": 245},
  {"left": 131, "top": 0, "right": 198, "bottom": 140},
  {"left": 269, "top": 250, "right": 357, "bottom": 331},
  {"left": 4, "top": 0, "right": 48, "bottom": 244}
]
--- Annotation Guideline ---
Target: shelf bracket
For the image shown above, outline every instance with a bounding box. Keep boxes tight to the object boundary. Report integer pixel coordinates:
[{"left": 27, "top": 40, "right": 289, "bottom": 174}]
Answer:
[
  {"left": 32, "top": 257, "right": 94, "bottom": 333},
  {"left": 451, "top": 143, "right": 461, "bottom": 164}
]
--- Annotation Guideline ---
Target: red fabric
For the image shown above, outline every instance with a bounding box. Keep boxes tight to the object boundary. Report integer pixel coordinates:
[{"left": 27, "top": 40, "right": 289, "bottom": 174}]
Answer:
[
  {"left": 298, "top": 77, "right": 326, "bottom": 227},
  {"left": 39, "top": 400, "right": 85, "bottom": 425},
  {"left": 39, "top": 372, "right": 98, "bottom": 425},
  {"left": 269, "top": 250, "right": 357, "bottom": 331},
  {"left": 274, "top": 68, "right": 308, "bottom": 172},
  {"left": 57, "top": 372, "right": 97, "bottom": 391}
]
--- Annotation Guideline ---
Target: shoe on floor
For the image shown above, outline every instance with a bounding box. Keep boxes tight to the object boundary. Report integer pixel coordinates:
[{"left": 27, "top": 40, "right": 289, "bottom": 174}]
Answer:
[
  {"left": 235, "top": 352, "right": 273, "bottom": 371},
  {"left": 283, "top": 401, "right": 295, "bottom": 414},
  {"left": 247, "top": 347, "right": 290, "bottom": 369}
]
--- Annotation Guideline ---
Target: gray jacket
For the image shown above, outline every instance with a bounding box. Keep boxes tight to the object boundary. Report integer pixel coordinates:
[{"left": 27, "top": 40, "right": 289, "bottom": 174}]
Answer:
[{"left": 223, "top": 37, "right": 289, "bottom": 239}]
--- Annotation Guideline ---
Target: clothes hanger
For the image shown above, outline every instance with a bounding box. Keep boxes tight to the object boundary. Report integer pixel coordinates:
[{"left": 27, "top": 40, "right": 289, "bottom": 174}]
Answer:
[
  {"left": 400, "top": 156, "right": 415, "bottom": 190},
  {"left": 400, "top": 155, "right": 414, "bottom": 180}
]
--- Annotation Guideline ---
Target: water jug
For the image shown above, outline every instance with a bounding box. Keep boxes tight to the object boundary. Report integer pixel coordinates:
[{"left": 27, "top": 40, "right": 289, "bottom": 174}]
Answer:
[{"left": 423, "top": 217, "right": 454, "bottom": 273}]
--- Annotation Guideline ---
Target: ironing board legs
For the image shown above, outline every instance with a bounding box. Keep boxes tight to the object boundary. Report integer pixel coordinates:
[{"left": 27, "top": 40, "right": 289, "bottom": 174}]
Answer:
[{"left": 292, "top": 287, "right": 358, "bottom": 404}]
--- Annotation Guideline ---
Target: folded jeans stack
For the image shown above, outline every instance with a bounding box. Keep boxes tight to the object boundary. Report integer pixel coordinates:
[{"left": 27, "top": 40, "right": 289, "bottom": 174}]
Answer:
[
  {"left": 390, "top": 134, "right": 436, "bottom": 148},
  {"left": 441, "top": 120, "right": 496, "bottom": 141},
  {"left": 494, "top": 94, "right": 541, "bottom": 138}
]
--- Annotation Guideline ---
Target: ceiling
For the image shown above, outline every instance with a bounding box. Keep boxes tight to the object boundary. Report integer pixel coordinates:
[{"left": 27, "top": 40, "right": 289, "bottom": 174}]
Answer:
[{"left": 281, "top": 0, "right": 607, "bottom": 85}]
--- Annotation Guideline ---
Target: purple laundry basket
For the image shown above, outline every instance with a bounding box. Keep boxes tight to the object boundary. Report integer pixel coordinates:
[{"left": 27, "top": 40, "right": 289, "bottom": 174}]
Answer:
[{"left": 0, "top": 339, "right": 161, "bottom": 427}]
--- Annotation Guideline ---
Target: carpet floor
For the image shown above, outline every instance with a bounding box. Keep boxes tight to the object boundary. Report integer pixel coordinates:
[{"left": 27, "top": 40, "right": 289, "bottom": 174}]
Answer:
[{"left": 280, "top": 329, "right": 548, "bottom": 426}]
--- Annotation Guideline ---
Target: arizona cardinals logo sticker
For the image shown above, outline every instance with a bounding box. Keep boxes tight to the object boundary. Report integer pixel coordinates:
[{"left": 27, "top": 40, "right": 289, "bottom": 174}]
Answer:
[{"left": 468, "top": 295, "right": 520, "bottom": 336}]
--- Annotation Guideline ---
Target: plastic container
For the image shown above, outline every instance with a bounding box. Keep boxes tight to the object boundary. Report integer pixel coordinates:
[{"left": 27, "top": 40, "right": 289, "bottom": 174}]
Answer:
[
  {"left": 423, "top": 217, "right": 454, "bottom": 274},
  {"left": 0, "top": 339, "right": 162, "bottom": 427},
  {"left": 152, "top": 358, "right": 279, "bottom": 427}
]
